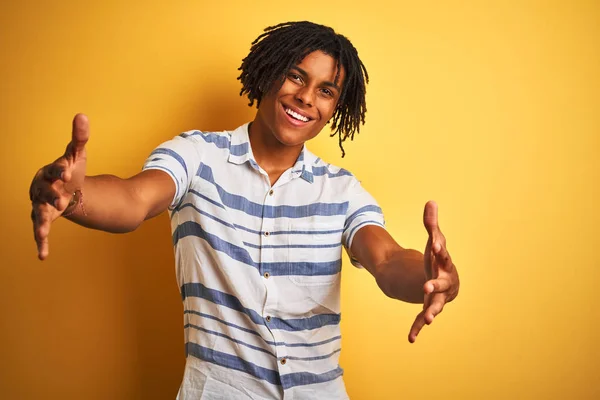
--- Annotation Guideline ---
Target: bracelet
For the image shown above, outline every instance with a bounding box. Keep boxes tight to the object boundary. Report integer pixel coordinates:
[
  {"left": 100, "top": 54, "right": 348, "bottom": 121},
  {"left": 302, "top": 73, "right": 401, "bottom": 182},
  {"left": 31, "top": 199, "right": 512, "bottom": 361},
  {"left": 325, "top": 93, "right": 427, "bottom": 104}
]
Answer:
[{"left": 62, "top": 189, "right": 87, "bottom": 217}]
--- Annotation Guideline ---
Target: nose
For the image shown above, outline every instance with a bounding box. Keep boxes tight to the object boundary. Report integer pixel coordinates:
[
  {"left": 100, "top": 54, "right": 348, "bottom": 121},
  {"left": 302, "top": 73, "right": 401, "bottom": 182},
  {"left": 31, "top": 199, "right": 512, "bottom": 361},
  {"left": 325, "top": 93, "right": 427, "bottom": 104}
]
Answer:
[{"left": 295, "top": 86, "right": 314, "bottom": 107}]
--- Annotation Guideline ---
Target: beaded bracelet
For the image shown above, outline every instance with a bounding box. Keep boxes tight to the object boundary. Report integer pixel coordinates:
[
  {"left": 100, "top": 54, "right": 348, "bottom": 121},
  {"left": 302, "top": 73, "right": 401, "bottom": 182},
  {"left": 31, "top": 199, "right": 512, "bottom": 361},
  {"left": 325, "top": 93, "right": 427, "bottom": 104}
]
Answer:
[{"left": 62, "top": 189, "right": 87, "bottom": 217}]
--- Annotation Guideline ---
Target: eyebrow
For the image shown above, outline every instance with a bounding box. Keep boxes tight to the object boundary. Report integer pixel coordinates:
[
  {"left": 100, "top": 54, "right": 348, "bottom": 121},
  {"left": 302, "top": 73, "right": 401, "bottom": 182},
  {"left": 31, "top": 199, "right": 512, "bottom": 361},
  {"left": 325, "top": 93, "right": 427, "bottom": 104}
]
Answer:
[{"left": 292, "top": 66, "right": 341, "bottom": 91}]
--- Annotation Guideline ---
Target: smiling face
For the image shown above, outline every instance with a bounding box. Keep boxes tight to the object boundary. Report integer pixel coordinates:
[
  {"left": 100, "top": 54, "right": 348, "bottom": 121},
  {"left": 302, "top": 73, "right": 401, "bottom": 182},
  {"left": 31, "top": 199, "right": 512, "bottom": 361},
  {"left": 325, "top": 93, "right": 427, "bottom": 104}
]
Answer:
[{"left": 253, "top": 50, "right": 345, "bottom": 149}]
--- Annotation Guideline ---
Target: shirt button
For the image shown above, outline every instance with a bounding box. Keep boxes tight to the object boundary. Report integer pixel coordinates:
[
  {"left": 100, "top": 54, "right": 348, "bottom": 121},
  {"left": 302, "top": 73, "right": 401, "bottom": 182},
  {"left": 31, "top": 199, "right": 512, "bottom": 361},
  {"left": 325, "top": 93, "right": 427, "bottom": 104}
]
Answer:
[
  {"left": 264, "top": 231, "right": 270, "bottom": 236},
  {"left": 269, "top": 189, "right": 274, "bottom": 196},
  {"left": 280, "top": 358, "right": 287, "bottom": 365},
  {"left": 263, "top": 272, "right": 270, "bottom": 279},
  {"left": 265, "top": 316, "right": 271, "bottom": 322}
]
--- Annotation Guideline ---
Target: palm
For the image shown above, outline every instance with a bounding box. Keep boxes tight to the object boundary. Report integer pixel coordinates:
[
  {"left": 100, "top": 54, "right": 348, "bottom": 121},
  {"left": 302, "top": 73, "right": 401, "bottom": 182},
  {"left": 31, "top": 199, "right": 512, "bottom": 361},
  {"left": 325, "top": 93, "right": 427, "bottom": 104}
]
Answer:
[
  {"left": 408, "top": 201, "right": 460, "bottom": 343},
  {"left": 30, "top": 114, "right": 90, "bottom": 259}
]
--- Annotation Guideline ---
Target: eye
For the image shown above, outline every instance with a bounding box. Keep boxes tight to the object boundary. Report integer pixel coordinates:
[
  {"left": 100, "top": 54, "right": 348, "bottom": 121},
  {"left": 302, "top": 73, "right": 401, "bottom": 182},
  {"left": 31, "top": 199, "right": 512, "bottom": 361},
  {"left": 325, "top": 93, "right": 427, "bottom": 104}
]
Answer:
[
  {"left": 288, "top": 73, "right": 303, "bottom": 83},
  {"left": 320, "top": 88, "right": 334, "bottom": 97}
]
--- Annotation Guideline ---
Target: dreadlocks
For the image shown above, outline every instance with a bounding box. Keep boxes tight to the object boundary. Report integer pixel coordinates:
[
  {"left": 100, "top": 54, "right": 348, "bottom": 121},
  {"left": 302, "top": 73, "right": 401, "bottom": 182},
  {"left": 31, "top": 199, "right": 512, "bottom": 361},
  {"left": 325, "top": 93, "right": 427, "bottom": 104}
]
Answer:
[{"left": 237, "top": 21, "right": 369, "bottom": 157}]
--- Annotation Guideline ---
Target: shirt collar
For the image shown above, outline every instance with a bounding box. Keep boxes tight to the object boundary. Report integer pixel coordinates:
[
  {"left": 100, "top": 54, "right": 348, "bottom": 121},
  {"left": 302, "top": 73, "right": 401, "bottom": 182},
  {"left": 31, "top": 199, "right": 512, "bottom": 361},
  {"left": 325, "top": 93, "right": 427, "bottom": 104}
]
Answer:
[
  {"left": 228, "top": 123, "right": 315, "bottom": 184},
  {"left": 292, "top": 147, "right": 315, "bottom": 184},
  {"left": 227, "top": 123, "right": 253, "bottom": 165}
]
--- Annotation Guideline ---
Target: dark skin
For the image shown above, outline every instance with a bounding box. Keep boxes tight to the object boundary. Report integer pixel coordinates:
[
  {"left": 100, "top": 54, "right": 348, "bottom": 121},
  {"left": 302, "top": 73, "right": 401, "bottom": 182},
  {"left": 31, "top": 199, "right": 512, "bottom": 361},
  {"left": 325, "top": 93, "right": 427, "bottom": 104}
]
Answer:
[
  {"left": 351, "top": 205, "right": 460, "bottom": 342},
  {"left": 249, "top": 51, "right": 343, "bottom": 184},
  {"left": 29, "top": 50, "right": 459, "bottom": 342}
]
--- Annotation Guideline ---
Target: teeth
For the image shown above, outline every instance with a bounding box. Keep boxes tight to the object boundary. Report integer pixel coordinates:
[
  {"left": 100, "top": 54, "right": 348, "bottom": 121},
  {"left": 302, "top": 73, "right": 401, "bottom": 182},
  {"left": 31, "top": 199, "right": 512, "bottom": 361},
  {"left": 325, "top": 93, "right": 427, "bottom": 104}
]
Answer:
[{"left": 285, "top": 108, "right": 309, "bottom": 122}]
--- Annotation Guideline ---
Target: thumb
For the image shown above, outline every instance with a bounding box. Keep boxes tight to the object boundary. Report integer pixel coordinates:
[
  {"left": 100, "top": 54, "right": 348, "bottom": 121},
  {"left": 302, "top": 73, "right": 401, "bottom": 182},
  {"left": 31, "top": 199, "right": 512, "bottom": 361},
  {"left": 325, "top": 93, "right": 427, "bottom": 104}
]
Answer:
[
  {"left": 70, "top": 113, "right": 90, "bottom": 158},
  {"left": 423, "top": 200, "right": 439, "bottom": 236}
]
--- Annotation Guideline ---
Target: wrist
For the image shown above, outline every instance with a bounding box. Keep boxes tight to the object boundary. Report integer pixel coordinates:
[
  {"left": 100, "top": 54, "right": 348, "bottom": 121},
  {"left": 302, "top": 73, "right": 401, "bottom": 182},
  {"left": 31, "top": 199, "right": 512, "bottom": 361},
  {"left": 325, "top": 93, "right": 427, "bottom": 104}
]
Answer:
[{"left": 62, "top": 189, "right": 86, "bottom": 217}]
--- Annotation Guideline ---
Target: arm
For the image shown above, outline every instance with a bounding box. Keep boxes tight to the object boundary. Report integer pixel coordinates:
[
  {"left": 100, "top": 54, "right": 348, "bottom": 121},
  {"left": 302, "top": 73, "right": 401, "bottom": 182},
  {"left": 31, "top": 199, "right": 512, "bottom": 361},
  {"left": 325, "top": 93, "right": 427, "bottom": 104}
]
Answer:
[
  {"left": 64, "top": 171, "right": 174, "bottom": 233},
  {"left": 350, "top": 201, "right": 460, "bottom": 343},
  {"left": 351, "top": 225, "right": 427, "bottom": 304},
  {"left": 30, "top": 114, "right": 175, "bottom": 259}
]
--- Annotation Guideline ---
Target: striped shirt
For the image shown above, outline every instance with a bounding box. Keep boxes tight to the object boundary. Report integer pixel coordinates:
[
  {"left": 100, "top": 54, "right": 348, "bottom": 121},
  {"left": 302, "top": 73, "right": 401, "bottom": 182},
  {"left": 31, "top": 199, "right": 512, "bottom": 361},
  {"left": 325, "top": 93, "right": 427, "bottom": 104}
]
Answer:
[{"left": 143, "top": 123, "right": 385, "bottom": 399}]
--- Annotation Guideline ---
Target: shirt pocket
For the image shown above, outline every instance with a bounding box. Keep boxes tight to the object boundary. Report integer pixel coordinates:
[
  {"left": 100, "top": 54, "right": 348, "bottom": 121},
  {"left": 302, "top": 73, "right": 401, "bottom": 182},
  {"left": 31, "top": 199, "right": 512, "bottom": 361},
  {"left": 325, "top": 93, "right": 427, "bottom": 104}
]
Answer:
[{"left": 287, "top": 219, "right": 343, "bottom": 287}]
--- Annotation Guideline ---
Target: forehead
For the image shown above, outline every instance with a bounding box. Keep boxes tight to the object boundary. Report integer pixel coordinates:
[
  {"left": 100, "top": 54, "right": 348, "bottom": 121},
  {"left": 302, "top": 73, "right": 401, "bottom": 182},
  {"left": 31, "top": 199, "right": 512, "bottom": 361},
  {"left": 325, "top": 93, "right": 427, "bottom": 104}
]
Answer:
[{"left": 294, "top": 50, "right": 346, "bottom": 86}]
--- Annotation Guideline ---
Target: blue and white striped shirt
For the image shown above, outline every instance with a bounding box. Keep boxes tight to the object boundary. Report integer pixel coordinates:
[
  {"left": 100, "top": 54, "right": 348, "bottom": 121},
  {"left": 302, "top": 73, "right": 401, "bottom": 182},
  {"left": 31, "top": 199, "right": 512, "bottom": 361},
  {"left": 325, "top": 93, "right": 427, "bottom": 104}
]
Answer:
[{"left": 143, "top": 123, "right": 385, "bottom": 399}]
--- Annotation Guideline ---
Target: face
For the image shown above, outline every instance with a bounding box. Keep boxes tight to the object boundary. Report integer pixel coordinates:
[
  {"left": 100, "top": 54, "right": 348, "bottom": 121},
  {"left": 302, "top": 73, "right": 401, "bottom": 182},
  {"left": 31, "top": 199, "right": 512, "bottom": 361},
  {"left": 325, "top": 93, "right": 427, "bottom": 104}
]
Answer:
[{"left": 254, "top": 50, "right": 345, "bottom": 148}]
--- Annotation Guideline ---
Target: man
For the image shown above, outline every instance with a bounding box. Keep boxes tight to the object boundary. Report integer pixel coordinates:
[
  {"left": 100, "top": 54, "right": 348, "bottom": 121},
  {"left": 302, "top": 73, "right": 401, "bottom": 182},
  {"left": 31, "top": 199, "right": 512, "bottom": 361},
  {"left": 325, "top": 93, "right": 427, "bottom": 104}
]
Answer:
[{"left": 30, "top": 21, "right": 459, "bottom": 399}]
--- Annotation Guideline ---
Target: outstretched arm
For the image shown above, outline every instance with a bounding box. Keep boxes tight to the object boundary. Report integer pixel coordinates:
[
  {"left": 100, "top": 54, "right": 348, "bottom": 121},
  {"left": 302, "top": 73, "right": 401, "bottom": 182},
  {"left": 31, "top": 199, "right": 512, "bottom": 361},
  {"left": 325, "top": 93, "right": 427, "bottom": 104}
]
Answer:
[
  {"left": 350, "top": 201, "right": 460, "bottom": 343},
  {"left": 29, "top": 114, "right": 175, "bottom": 260}
]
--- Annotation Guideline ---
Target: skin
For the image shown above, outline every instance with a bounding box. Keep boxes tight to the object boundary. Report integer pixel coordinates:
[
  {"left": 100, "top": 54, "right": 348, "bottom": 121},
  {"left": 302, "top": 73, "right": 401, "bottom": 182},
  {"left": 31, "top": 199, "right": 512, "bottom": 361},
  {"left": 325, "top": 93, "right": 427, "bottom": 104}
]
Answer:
[
  {"left": 29, "top": 50, "right": 459, "bottom": 343},
  {"left": 249, "top": 51, "right": 344, "bottom": 184}
]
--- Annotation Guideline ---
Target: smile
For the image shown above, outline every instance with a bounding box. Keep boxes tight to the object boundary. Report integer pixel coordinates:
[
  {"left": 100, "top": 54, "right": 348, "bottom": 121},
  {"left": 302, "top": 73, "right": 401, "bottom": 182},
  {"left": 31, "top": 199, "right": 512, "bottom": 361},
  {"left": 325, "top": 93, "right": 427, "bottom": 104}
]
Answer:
[{"left": 284, "top": 106, "right": 312, "bottom": 123}]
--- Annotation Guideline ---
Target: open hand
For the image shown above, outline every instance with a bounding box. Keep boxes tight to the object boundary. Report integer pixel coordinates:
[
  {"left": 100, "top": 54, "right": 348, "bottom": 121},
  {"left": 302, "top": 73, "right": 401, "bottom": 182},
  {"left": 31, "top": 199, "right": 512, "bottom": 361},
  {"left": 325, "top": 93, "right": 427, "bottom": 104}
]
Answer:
[
  {"left": 408, "top": 201, "right": 460, "bottom": 343},
  {"left": 29, "top": 114, "right": 89, "bottom": 260}
]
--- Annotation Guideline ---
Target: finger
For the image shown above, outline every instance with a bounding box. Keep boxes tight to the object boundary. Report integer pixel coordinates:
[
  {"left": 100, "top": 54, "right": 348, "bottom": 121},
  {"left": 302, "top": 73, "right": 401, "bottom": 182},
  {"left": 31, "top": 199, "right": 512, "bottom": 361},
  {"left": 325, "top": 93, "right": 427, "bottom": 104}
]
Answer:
[
  {"left": 423, "top": 200, "right": 440, "bottom": 236},
  {"left": 35, "top": 180, "right": 65, "bottom": 208},
  {"left": 432, "top": 230, "right": 447, "bottom": 250},
  {"left": 43, "top": 159, "right": 69, "bottom": 182},
  {"left": 408, "top": 310, "right": 427, "bottom": 343},
  {"left": 433, "top": 242, "right": 452, "bottom": 269},
  {"left": 69, "top": 113, "right": 90, "bottom": 158},
  {"left": 33, "top": 204, "right": 52, "bottom": 260},
  {"left": 53, "top": 190, "right": 73, "bottom": 212},
  {"left": 423, "top": 291, "right": 432, "bottom": 309},
  {"left": 29, "top": 168, "right": 44, "bottom": 201},
  {"left": 424, "top": 278, "right": 452, "bottom": 295},
  {"left": 423, "top": 236, "right": 434, "bottom": 280},
  {"left": 29, "top": 181, "right": 41, "bottom": 203},
  {"left": 423, "top": 294, "right": 446, "bottom": 324}
]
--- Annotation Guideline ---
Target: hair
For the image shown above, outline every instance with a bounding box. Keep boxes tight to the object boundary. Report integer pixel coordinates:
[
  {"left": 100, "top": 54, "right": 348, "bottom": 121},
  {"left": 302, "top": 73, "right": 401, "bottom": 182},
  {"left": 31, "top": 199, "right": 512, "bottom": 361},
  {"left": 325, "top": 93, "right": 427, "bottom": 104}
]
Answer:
[{"left": 237, "top": 21, "right": 369, "bottom": 157}]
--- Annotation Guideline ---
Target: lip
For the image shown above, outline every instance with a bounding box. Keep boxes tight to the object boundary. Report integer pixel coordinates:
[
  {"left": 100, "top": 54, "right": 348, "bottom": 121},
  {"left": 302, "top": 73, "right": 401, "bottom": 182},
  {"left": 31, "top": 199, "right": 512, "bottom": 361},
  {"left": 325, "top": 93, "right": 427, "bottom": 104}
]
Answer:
[{"left": 280, "top": 103, "right": 315, "bottom": 127}]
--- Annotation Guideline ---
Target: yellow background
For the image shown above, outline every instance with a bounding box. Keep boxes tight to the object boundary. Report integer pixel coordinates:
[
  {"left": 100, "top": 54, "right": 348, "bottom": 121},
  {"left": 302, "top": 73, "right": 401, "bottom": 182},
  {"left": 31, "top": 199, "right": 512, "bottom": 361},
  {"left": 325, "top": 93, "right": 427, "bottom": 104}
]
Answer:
[{"left": 1, "top": 0, "right": 599, "bottom": 399}]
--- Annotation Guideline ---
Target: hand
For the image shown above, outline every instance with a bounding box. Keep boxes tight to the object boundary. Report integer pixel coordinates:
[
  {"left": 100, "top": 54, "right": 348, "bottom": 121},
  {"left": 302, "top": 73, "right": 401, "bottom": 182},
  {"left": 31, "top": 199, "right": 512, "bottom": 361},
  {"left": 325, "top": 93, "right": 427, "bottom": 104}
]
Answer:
[
  {"left": 29, "top": 114, "right": 90, "bottom": 260},
  {"left": 408, "top": 201, "right": 460, "bottom": 343}
]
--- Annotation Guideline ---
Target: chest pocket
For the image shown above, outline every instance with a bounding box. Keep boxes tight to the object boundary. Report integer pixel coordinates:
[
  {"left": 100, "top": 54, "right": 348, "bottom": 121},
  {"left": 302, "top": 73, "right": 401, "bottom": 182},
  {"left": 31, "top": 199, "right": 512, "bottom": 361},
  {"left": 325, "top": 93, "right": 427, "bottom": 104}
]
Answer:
[{"left": 287, "top": 219, "right": 343, "bottom": 286}]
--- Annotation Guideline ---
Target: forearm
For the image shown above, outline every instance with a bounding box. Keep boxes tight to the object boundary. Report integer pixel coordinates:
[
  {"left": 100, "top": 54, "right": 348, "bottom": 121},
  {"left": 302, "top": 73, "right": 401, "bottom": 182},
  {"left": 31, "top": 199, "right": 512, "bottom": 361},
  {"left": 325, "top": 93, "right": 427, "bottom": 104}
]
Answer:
[
  {"left": 374, "top": 248, "right": 427, "bottom": 304},
  {"left": 64, "top": 175, "right": 149, "bottom": 233}
]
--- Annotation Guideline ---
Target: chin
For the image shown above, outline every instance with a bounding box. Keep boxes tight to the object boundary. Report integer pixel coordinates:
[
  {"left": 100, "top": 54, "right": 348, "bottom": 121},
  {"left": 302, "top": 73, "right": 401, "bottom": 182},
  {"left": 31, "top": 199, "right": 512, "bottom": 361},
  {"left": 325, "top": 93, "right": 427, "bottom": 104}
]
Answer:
[{"left": 273, "top": 129, "right": 309, "bottom": 147}]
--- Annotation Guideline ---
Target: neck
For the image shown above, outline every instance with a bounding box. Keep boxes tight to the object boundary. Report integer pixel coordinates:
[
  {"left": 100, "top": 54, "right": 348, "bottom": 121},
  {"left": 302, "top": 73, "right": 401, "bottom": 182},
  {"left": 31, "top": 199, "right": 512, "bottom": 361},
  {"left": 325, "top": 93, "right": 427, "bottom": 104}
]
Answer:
[{"left": 248, "top": 116, "right": 303, "bottom": 182}]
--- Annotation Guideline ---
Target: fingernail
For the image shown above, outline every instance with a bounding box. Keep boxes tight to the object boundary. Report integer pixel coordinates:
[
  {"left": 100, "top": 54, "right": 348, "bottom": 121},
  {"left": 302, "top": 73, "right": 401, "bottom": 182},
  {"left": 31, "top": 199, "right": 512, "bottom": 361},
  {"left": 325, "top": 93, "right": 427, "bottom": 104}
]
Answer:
[{"left": 53, "top": 198, "right": 59, "bottom": 208}]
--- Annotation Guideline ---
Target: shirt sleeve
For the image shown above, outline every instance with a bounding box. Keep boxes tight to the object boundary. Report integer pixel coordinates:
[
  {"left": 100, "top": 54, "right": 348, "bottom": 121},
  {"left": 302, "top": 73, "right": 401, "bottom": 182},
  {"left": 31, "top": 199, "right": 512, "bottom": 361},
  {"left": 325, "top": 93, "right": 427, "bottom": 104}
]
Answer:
[
  {"left": 342, "top": 178, "right": 386, "bottom": 268},
  {"left": 142, "top": 132, "right": 202, "bottom": 209}
]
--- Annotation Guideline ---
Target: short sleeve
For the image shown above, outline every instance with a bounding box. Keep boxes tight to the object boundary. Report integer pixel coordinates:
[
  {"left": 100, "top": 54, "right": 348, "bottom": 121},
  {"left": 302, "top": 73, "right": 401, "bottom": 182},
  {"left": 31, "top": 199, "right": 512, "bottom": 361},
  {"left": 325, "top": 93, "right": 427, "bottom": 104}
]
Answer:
[
  {"left": 342, "top": 179, "right": 386, "bottom": 268},
  {"left": 142, "top": 133, "right": 202, "bottom": 209}
]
